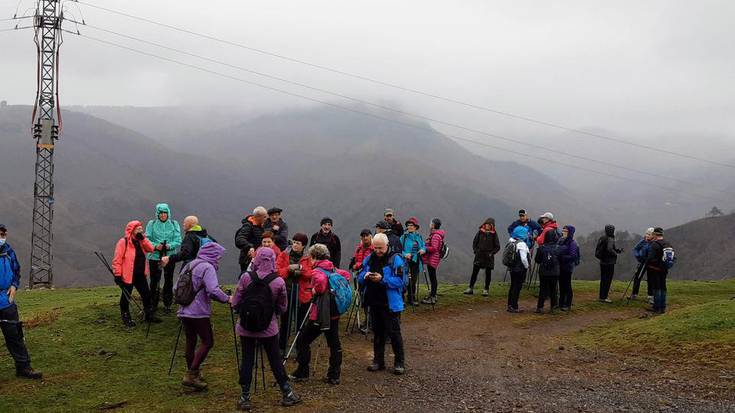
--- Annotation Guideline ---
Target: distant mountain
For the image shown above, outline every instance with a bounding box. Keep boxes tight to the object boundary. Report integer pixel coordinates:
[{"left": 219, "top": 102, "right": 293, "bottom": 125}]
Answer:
[
  {"left": 1, "top": 104, "right": 601, "bottom": 286},
  {"left": 574, "top": 214, "right": 735, "bottom": 281}
]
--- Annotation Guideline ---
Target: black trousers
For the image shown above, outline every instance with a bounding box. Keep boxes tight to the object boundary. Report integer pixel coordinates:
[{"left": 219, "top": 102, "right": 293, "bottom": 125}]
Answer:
[
  {"left": 0, "top": 305, "right": 31, "bottom": 370},
  {"left": 120, "top": 271, "right": 152, "bottom": 314},
  {"left": 507, "top": 269, "right": 527, "bottom": 309},
  {"left": 407, "top": 261, "right": 420, "bottom": 303},
  {"left": 239, "top": 335, "right": 288, "bottom": 390},
  {"left": 279, "top": 299, "right": 309, "bottom": 352},
  {"left": 149, "top": 259, "right": 176, "bottom": 309},
  {"left": 370, "top": 306, "right": 404, "bottom": 366},
  {"left": 294, "top": 319, "right": 342, "bottom": 379},
  {"left": 427, "top": 265, "right": 438, "bottom": 297},
  {"left": 537, "top": 276, "right": 558, "bottom": 310},
  {"left": 558, "top": 269, "right": 574, "bottom": 308},
  {"left": 599, "top": 264, "right": 615, "bottom": 299},
  {"left": 469, "top": 265, "right": 492, "bottom": 290},
  {"left": 631, "top": 264, "right": 652, "bottom": 297}
]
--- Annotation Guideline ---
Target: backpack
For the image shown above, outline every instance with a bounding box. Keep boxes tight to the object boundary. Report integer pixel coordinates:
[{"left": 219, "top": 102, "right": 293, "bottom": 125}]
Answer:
[
  {"left": 540, "top": 244, "right": 560, "bottom": 272},
  {"left": 173, "top": 262, "right": 206, "bottom": 306},
  {"left": 594, "top": 238, "right": 606, "bottom": 260},
  {"left": 501, "top": 240, "right": 519, "bottom": 267},
  {"left": 318, "top": 268, "right": 353, "bottom": 315},
  {"left": 238, "top": 272, "right": 279, "bottom": 332},
  {"left": 197, "top": 235, "right": 212, "bottom": 247},
  {"left": 660, "top": 244, "right": 676, "bottom": 269},
  {"left": 440, "top": 240, "right": 450, "bottom": 260}
]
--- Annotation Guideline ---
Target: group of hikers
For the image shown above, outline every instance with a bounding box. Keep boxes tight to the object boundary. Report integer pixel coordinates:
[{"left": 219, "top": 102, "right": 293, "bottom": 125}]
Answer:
[
  {"left": 461, "top": 209, "right": 675, "bottom": 316},
  {"left": 0, "top": 205, "right": 675, "bottom": 411}
]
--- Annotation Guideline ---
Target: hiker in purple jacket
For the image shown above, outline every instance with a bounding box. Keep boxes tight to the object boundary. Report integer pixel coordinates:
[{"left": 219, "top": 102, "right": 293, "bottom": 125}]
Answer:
[
  {"left": 176, "top": 241, "right": 231, "bottom": 391},
  {"left": 232, "top": 247, "right": 301, "bottom": 410}
]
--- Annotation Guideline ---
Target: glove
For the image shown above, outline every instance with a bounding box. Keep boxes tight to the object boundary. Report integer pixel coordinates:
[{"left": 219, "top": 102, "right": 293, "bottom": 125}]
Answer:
[{"left": 113, "top": 276, "right": 124, "bottom": 287}]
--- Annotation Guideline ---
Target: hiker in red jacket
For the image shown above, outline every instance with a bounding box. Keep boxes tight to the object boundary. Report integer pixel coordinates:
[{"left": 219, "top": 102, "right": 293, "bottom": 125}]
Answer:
[
  {"left": 289, "top": 244, "right": 350, "bottom": 385},
  {"left": 535, "top": 212, "right": 559, "bottom": 246},
  {"left": 275, "top": 232, "right": 313, "bottom": 353},
  {"left": 422, "top": 218, "right": 445, "bottom": 304}
]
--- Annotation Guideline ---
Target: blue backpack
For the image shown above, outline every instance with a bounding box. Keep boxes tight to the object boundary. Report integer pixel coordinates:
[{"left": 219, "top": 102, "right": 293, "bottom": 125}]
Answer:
[{"left": 318, "top": 268, "right": 352, "bottom": 315}]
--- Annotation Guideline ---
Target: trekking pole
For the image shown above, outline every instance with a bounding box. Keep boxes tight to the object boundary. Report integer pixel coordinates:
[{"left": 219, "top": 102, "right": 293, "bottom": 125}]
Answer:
[
  {"left": 94, "top": 251, "right": 145, "bottom": 314},
  {"left": 283, "top": 302, "right": 313, "bottom": 363},
  {"left": 168, "top": 321, "right": 183, "bottom": 376},
  {"left": 345, "top": 290, "right": 357, "bottom": 334},
  {"left": 226, "top": 290, "right": 240, "bottom": 370},
  {"left": 622, "top": 265, "right": 644, "bottom": 302},
  {"left": 502, "top": 268, "right": 509, "bottom": 283},
  {"left": 253, "top": 342, "right": 267, "bottom": 392}
]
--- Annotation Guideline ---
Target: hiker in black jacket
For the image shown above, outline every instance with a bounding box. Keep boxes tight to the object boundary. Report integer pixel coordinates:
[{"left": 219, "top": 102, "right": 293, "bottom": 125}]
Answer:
[
  {"left": 162, "top": 216, "right": 215, "bottom": 268},
  {"left": 235, "top": 206, "right": 267, "bottom": 272},
  {"left": 464, "top": 218, "right": 500, "bottom": 296},
  {"left": 646, "top": 227, "right": 673, "bottom": 314},
  {"left": 264, "top": 207, "right": 289, "bottom": 251},
  {"left": 535, "top": 228, "right": 561, "bottom": 313},
  {"left": 595, "top": 224, "right": 623, "bottom": 303},
  {"left": 310, "top": 217, "right": 342, "bottom": 268}
]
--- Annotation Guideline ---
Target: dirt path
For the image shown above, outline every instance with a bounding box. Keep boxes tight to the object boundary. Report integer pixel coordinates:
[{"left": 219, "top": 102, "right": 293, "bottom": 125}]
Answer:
[{"left": 263, "top": 294, "right": 735, "bottom": 413}]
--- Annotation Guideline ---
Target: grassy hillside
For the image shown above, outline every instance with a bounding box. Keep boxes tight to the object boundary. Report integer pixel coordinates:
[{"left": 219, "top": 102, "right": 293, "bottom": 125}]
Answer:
[{"left": 0, "top": 280, "right": 732, "bottom": 412}]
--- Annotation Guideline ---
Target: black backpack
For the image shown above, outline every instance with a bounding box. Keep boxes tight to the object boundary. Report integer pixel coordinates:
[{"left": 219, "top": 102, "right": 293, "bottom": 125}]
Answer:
[
  {"left": 173, "top": 262, "right": 206, "bottom": 306},
  {"left": 540, "top": 244, "right": 560, "bottom": 272},
  {"left": 239, "top": 272, "right": 279, "bottom": 332},
  {"left": 501, "top": 240, "right": 519, "bottom": 267}
]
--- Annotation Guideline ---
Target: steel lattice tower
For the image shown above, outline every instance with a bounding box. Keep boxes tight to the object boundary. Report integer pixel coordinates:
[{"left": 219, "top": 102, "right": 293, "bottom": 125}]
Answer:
[{"left": 29, "top": 0, "right": 62, "bottom": 288}]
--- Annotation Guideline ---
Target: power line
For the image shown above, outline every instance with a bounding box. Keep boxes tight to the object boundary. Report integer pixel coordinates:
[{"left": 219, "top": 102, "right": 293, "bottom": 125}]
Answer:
[
  {"left": 74, "top": 0, "right": 735, "bottom": 170},
  {"left": 77, "top": 33, "right": 730, "bottom": 203},
  {"left": 81, "top": 23, "right": 735, "bottom": 196}
]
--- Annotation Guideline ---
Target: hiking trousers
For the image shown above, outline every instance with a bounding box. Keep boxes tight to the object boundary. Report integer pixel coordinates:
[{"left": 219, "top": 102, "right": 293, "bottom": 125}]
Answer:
[
  {"left": 149, "top": 259, "right": 176, "bottom": 309},
  {"left": 469, "top": 265, "right": 492, "bottom": 290},
  {"left": 537, "top": 276, "right": 559, "bottom": 310},
  {"left": 407, "top": 261, "right": 420, "bottom": 304},
  {"left": 427, "top": 265, "right": 438, "bottom": 297},
  {"left": 648, "top": 268, "right": 668, "bottom": 312},
  {"left": 279, "top": 300, "right": 309, "bottom": 352},
  {"left": 294, "top": 318, "right": 342, "bottom": 379},
  {"left": 239, "top": 335, "right": 288, "bottom": 391},
  {"left": 507, "top": 269, "right": 527, "bottom": 310},
  {"left": 0, "top": 305, "right": 31, "bottom": 370},
  {"left": 370, "top": 305, "right": 405, "bottom": 366},
  {"left": 599, "top": 264, "right": 615, "bottom": 300},
  {"left": 120, "top": 271, "right": 152, "bottom": 315},
  {"left": 558, "top": 269, "right": 574, "bottom": 308},
  {"left": 180, "top": 317, "right": 214, "bottom": 371}
]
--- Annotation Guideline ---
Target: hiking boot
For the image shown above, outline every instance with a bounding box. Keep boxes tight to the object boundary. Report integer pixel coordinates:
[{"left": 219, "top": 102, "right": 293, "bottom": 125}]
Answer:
[
  {"left": 237, "top": 386, "right": 251, "bottom": 411},
  {"left": 599, "top": 298, "right": 613, "bottom": 303},
  {"left": 323, "top": 377, "right": 340, "bottom": 385},
  {"left": 182, "top": 369, "right": 208, "bottom": 390},
  {"left": 534, "top": 308, "right": 543, "bottom": 314},
  {"left": 628, "top": 294, "right": 638, "bottom": 300},
  {"left": 121, "top": 312, "right": 136, "bottom": 327},
  {"left": 16, "top": 367, "right": 42, "bottom": 380},
  {"left": 482, "top": 289, "right": 489, "bottom": 297},
  {"left": 560, "top": 307, "right": 570, "bottom": 312},
  {"left": 288, "top": 371, "right": 309, "bottom": 382},
  {"left": 421, "top": 296, "right": 437, "bottom": 305},
  {"left": 647, "top": 296, "right": 654, "bottom": 304},
  {"left": 280, "top": 383, "right": 302, "bottom": 407},
  {"left": 367, "top": 363, "right": 385, "bottom": 372},
  {"left": 463, "top": 288, "right": 473, "bottom": 295},
  {"left": 507, "top": 307, "right": 521, "bottom": 313},
  {"left": 393, "top": 364, "right": 406, "bottom": 375}
]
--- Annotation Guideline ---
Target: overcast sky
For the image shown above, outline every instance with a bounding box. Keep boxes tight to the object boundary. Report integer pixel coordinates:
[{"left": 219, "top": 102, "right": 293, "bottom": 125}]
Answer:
[{"left": 1, "top": 0, "right": 733, "bottom": 144}]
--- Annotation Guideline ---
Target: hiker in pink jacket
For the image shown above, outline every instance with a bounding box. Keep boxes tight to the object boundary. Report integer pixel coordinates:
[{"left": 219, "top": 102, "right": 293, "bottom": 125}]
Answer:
[{"left": 422, "top": 218, "right": 445, "bottom": 304}]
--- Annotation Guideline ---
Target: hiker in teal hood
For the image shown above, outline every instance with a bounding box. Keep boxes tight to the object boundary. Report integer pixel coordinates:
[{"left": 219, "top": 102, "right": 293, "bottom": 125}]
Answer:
[{"left": 146, "top": 203, "right": 182, "bottom": 314}]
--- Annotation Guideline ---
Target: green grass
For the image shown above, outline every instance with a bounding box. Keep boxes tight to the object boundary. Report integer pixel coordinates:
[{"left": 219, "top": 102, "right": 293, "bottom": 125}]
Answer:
[{"left": 0, "top": 279, "right": 733, "bottom": 412}]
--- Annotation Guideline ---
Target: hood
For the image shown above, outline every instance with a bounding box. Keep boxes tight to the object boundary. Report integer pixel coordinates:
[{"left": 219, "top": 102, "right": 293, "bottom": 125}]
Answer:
[
  {"left": 511, "top": 226, "right": 529, "bottom": 241},
  {"left": 197, "top": 242, "right": 225, "bottom": 266},
  {"left": 252, "top": 247, "right": 276, "bottom": 276},
  {"left": 605, "top": 225, "right": 615, "bottom": 237},
  {"left": 155, "top": 203, "right": 172, "bottom": 221},
  {"left": 564, "top": 225, "right": 576, "bottom": 239},
  {"left": 124, "top": 220, "right": 143, "bottom": 239},
  {"left": 482, "top": 217, "right": 495, "bottom": 227},
  {"left": 314, "top": 259, "right": 335, "bottom": 271}
]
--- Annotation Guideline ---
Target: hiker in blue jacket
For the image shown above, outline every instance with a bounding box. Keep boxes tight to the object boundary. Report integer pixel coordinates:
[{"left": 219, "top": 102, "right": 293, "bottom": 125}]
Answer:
[
  {"left": 359, "top": 233, "right": 407, "bottom": 375},
  {"left": 146, "top": 203, "right": 182, "bottom": 314},
  {"left": 629, "top": 228, "right": 654, "bottom": 301},
  {"left": 507, "top": 209, "right": 542, "bottom": 248},
  {"left": 0, "top": 224, "right": 42, "bottom": 379},
  {"left": 399, "top": 217, "right": 426, "bottom": 306}
]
